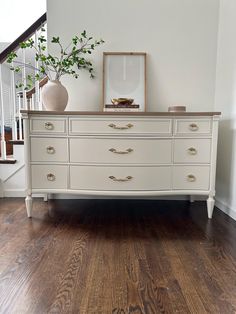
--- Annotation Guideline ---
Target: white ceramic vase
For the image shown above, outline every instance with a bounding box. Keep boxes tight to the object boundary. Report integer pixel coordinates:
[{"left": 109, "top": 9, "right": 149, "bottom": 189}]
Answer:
[{"left": 42, "top": 80, "right": 68, "bottom": 111}]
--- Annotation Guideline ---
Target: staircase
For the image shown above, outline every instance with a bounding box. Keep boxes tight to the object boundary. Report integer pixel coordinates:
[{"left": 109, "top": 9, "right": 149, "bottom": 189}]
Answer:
[{"left": 0, "top": 13, "right": 47, "bottom": 196}]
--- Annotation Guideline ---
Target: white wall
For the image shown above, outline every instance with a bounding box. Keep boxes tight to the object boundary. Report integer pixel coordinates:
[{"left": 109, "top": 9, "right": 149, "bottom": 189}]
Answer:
[
  {"left": 214, "top": 0, "right": 236, "bottom": 219},
  {"left": 0, "top": 1, "right": 46, "bottom": 42},
  {"left": 0, "top": 43, "right": 10, "bottom": 53},
  {"left": 47, "top": 0, "right": 219, "bottom": 112}
]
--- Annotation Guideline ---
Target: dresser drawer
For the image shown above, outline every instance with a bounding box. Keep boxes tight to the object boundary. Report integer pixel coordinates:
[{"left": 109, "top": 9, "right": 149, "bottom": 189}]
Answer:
[
  {"left": 69, "top": 118, "right": 172, "bottom": 135},
  {"left": 30, "top": 117, "right": 67, "bottom": 134},
  {"left": 173, "top": 166, "right": 210, "bottom": 190},
  {"left": 70, "top": 166, "right": 171, "bottom": 191},
  {"left": 70, "top": 138, "right": 172, "bottom": 164},
  {"left": 31, "top": 165, "right": 68, "bottom": 189},
  {"left": 31, "top": 138, "right": 68, "bottom": 162},
  {"left": 174, "top": 119, "right": 211, "bottom": 135},
  {"left": 174, "top": 139, "right": 211, "bottom": 163}
]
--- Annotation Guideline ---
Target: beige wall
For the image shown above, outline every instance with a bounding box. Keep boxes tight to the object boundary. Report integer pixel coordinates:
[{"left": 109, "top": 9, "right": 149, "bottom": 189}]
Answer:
[
  {"left": 214, "top": 0, "right": 236, "bottom": 219},
  {"left": 47, "top": 0, "right": 219, "bottom": 112}
]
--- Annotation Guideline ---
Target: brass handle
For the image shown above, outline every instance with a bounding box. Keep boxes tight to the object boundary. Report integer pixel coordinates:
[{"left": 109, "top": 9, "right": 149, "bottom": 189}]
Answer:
[
  {"left": 187, "top": 147, "right": 197, "bottom": 155},
  {"left": 46, "top": 146, "right": 55, "bottom": 154},
  {"left": 189, "top": 123, "right": 199, "bottom": 131},
  {"left": 108, "top": 123, "right": 134, "bottom": 130},
  {"left": 45, "top": 122, "right": 54, "bottom": 130},
  {"left": 47, "top": 173, "right": 56, "bottom": 181},
  {"left": 109, "top": 175, "right": 133, "bottom": 182},
  {"left": 109, "top": 148, "right": 133, "bottom": 154},
  {"left": 187, "top": 174, "right": 196, "bottom": 182}
]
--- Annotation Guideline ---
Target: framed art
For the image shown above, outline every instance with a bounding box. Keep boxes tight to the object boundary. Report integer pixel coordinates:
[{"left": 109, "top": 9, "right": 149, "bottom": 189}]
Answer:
[{"left": 102, "top": 52, "right": 146, "bottom": 112}]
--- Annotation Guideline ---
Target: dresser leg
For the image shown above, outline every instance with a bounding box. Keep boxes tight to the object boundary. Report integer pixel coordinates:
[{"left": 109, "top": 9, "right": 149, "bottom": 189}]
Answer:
[
  {"left": 25, "top": 195, "right": 33, "bottom": 218},
  {"left": 44, "top": 194, "right": 48, "bottom": 202},
  {"left": 207, "top": 196, "right": 215, "bottom": 219}
]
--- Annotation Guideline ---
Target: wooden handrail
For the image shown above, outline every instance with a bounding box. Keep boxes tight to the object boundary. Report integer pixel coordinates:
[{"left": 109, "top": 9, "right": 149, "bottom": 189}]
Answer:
[
  {"left": 26, "top": 76, "right": 48, "bottom": 98},
  {"left": 16, "top": 76, "right": 48, "bottom": 98},
  {"left": 0, "top": 13, "right": 47, "bottom": 64}
]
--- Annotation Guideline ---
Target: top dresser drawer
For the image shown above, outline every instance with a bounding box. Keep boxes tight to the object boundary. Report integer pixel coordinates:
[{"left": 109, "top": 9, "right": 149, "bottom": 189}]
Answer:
[
  {"left": 69, "top": 118, "right": 172, "bottom": 135},
  {"left": 174, "top": 119, "right": 212, "bottom": 135},
  {"left": 30, "top": 117, "right": 67, "bottom": 134}
]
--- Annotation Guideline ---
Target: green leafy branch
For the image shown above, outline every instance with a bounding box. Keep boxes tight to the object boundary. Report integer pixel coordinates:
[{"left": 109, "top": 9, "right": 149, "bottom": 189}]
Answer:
[{"left": 7, "top": 28, "right": 104, "bottom": 90}]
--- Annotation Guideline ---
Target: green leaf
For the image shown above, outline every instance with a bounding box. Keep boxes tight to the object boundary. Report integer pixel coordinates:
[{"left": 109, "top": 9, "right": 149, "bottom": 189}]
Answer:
[
  {"left": 51, "top": 36, "right": 60, "bottom": 43},
  {"left": 19, "top": 42, "right": 27, "bottom": 49},
  {"left": 39, "top": 55, "right": 47, "bottom": 62},
  {"left": 81, "top": 30, "right": 87, "bottom": 38},
  {"left": 72, "top": 36, "right": 78, "bottom": 45},
  {"left": 40, "top": 66, "right": 46, "bottom": 73},
  {"left": 38, "top": 36, "right": 47, "bottom": 43}
]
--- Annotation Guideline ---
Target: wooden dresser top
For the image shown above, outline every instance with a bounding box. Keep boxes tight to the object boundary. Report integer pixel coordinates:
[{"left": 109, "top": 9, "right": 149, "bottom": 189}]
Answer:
[{"left": 21, "top": 110, "right": 221, "bottom": 117}]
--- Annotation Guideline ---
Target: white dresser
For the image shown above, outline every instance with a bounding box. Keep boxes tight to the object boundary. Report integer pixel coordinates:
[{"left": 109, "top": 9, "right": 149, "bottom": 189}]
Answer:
[{"left": 21, "top": 111, "right": 221, "bottom": 218}]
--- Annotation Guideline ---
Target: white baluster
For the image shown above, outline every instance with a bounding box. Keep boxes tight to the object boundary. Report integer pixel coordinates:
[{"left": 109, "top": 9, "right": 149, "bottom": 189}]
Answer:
[
  {"left": 31, "top": 94, "right": 35, "bottom": 110},
  {"left": 35, "top": 30, "right": 41, "bottom": 110},
  {"left": 18, "top": 95, "right": 23, "bottom": 140},
  {"left": 0, "top": 64, "right": 7, "bottom": 159},
  {"left": 39, "top": 86, "right": 43, "bottom": 110},
  {"left": 22, "top": 49, "right": 27, "bottom": 110},
  {"left": 29, "top": 97, "right": 33, "bottom": 110},
  {"left": 11, "top": 62, "right": 17, "bottom": 140}
]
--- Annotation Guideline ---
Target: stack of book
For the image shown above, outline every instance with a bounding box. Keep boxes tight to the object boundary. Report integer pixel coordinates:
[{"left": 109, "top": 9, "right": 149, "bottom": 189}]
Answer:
[{"left": 103, "top": 104, "right": 140, "bottom": 112}]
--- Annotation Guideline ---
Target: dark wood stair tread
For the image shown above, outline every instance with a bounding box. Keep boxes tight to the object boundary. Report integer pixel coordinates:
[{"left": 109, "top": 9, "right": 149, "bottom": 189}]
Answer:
[
  {"left": 0, "top": 158, "right": 17, "bottom": 164},
  {"left": 8, "top": 140, "right": 24, "bottom": 145}
]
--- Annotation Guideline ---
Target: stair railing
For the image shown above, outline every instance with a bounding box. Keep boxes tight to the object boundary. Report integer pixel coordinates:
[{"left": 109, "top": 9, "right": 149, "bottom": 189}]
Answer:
[{"left": 0, "top": 13, "right": 47, "bottom": 160}]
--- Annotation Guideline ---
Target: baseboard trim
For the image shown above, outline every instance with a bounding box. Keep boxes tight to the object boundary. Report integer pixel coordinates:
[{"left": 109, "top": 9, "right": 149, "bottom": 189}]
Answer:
[
  {"left": 0, "top": 180, "right": 3, "bottom": 198},
  {"left": 215, "top": 198, "right": 236, "bottom": 221},
  {"left": 3, "top": 190, "right": 46, "bottom": 198},
  {"left": 3, "top": 189, "right": 26, "bottom": 197}
]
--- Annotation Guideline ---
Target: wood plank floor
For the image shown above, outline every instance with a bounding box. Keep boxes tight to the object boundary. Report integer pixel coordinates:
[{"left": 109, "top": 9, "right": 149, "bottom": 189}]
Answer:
[{"left": 0, "top": 198, "right": 236, "bottom": 314}]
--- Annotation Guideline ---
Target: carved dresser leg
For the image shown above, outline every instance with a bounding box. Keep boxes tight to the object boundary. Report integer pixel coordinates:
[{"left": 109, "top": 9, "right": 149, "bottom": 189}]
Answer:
[
  {"left": 25, "top": 195, "right": 33, "bottom": 218},
  {"left": 207, "top": 196, "right": 215, "bottom": 219}
]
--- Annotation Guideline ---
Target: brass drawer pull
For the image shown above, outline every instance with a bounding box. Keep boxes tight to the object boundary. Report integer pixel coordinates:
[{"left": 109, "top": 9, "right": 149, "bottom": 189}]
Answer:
[
  {"left": 189, "top": 123, "right": 199, "bottom": 131},
  {"left": 108, "top": 123, "right": 134, "bottom": 130},
  {"left": 47, "top": 173, "right": 56, "bottom": 181},
  {"left": 109, "top": 148, "right": 133, "bottom": 154},
  {"left": 109, "top": 175, "right": 133, "bottom": 182},
  {"left": 46, "top": 146, "right": 55, "bottom": 154},
  {"left": 187, "top": 174, "right": 196, "bottom": 182},
  {"left": 187, "top": 147, "right": 197, "bottom": 155},
  {"left": 45, "top": 122, "right": 54, "bottom": 130}
]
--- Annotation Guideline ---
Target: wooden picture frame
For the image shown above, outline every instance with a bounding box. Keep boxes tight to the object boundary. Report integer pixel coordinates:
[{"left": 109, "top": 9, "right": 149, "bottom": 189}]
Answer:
[{"left": 102, "top": 52, "right": 147, "bottom": 112}]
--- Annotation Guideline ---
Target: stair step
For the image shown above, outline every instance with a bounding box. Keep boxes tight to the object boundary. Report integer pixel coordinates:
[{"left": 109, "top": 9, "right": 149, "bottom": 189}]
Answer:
[
  {"left": 8, "top": 140, "right": 24, "bottom": 145},
  {"left": 0, "top": 158, "right": 17, "bottom": 164}
]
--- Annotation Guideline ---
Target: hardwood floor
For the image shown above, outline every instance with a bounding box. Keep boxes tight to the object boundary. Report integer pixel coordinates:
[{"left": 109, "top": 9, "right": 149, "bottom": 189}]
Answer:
[{"left": 0, "top": 198, "right": 236, "bottom": 314}]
